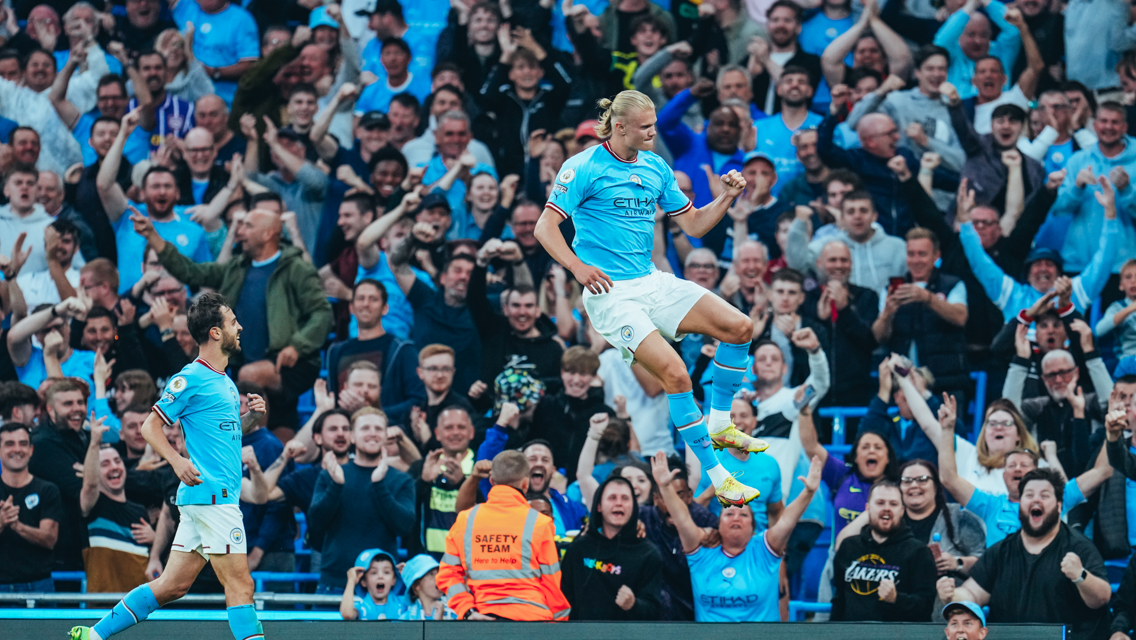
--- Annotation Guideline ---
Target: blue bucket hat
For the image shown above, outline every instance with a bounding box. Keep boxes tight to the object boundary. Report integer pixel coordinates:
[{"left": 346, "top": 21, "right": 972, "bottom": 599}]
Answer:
[
  {"left": 353, "top": 548, "right": 406, "bottom": 599},
  {"left": 401, "top": 554, "right": 440, "bottom": 596}
]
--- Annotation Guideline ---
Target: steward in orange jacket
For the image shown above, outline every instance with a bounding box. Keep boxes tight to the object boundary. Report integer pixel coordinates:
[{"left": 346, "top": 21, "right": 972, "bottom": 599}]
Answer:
[{"left": 437, "top": 450, "right": 571, "bottom": 621}]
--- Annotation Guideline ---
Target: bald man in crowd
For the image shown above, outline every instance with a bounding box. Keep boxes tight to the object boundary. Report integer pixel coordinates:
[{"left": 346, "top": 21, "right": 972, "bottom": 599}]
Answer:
[
  {"left": 132, "top": 207, "right": 332, "bottom": 428},
  {"left": 175, "top": 127, "right": 231, "bottom": 205},
  {"left": 195, "top": 94, "right": 245, "bottom": 167}
]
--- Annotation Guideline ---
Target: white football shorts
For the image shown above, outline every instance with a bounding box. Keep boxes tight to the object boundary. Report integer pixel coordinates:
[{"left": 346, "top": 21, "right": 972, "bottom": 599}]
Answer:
[
  {"left": 584, "top": 270, "right": 709, "bottom": 365},
  {"left": 171, "top": 504, "right": 247, "bottom": 557}
]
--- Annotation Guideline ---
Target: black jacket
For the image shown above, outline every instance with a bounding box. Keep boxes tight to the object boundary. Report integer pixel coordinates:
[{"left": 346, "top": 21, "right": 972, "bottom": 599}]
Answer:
[
  {"left": 560, "top": 476, "right": 664, "bottom": 620},
  {"left": 1111, "top": 546, "right": 1136, "bottom": 636},
  {"left": 802, "top": 282, "right": 879, "bottom": 406},
  {"left": 886, "top": 268, "right": 969, "bottom": 394},
  {"left": 174, "top": 162, "right": 230, "bottom": 206},
  {"left": 831, "top": 524, "right": 937, "bottom": 622},
  {"left": 28, "top": 419, "right": 89, "bottom": 571},
  {"left": 468, "top": 265, "right": 565, "bottom": 390},
  {"left": 478, "top": 57, "right": 572, "bottom": 177},
  {"left": 529, "top": 388, "right": 615, "bottom": 483}
]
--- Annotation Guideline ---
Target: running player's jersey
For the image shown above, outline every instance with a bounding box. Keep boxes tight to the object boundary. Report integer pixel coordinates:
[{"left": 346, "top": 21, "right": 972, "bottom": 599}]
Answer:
[
  {"left": 152, "top": 358, "right": 243, "bottom": 506},
  {"left": 546, "top": 142, "right": 692, "bottom": 281}
]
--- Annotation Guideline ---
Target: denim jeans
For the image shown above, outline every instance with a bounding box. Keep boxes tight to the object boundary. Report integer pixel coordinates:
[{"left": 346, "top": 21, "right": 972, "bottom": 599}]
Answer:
[{"left": 0, "top": 578, "right": 55, "bottom": 593}]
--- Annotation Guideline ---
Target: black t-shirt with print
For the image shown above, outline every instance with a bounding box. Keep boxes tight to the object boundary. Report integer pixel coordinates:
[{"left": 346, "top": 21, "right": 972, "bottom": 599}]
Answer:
[{"left": 0, "top": 476, "right": 64, "bottom": 583}]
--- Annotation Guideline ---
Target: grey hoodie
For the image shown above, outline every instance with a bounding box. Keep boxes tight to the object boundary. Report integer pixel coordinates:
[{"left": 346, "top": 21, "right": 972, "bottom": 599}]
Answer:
[
  {"left": 786, "top": 218, "right": 907, "bottom": 296},
  {"left": 848, "top": 87, "right": 966, "bottom": 173}
]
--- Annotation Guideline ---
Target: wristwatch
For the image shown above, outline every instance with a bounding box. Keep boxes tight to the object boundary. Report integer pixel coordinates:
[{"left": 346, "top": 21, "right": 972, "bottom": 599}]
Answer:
[
  {"left": 1072, "top": 568, "right": 1088, "bottom": 584},
  {"left": 463, "top": 608, "right": 478, "bottom": 620},
  {"left": 956, "top": 557, "right": 964, "bottom": 571}
]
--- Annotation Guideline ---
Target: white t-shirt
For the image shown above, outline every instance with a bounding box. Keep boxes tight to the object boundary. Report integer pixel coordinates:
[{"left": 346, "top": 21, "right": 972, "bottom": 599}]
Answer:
[
  {"left": 16, "top": 267, "right": 81, "bottom": 310},
  {"left": 597, "top": 348, "right": 675, "bottom": 457},
  {"left": 974, "top": 84, "right": 1030, "bottom": 135}
]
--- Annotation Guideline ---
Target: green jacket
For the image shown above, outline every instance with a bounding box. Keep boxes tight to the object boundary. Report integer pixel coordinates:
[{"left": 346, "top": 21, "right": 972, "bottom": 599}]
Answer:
[{"left": 157, "top": 243, "right": 332, "bottom": 364}]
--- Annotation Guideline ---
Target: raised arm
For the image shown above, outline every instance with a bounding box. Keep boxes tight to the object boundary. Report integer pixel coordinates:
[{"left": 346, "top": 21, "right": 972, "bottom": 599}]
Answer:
[
  {"left": 576, "top": 414, "right": 607, "bottom": 508},
  {"left": 311, "top": 83, "right": 356, "bottom": 162},
  {"left": 651, "top": 451, "right": 705, "bottom": 553},
  {"left": 673, "top": 170, "right": 748, "bottom": 238},
  {"left": 935, "top": 393, "right": 976, "bottom": 506},
  {"left": 821, "top": 6, "right": 871, "bottom": 87},
  {"left": 240, "top": 393, "right": 266, "bottom": 435},
  {"left": 869, "top": 8, "right": 913, "bottom": 80},
  {"left": 1002, "top": 7, "right": 1042, "bottom": 100},
  {"left": 79, "top": 415, "right": 110, "bottom": 516},
  {"left": 49, "top": 44, "right": 84, "bottom": 129},
  {"left": 356, "top": 189, "right": 420, "bottom": 271},
  {"left": 767, "top": 456, "right": 822, "bottom": 555},
  {"left": 96, "top": 109, "right": 141, "bottom": 224},
  {"left": 797, "top": 403, "right": 828, "bottom": 464}
]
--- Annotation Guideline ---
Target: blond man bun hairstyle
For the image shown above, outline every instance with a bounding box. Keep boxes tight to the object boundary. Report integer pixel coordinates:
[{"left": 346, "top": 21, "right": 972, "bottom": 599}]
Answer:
[{"left": 594, "top": 90, "right": 656, "bottom": 139}]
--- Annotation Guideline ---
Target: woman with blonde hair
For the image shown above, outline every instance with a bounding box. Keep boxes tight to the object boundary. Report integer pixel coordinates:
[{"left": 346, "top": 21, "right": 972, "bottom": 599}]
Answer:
[
  {"left": 154, "top": 25, "right": 215, "bottom": 103},
  {"left": 534, "top": 90, "right": 771, "bottom": 508}
]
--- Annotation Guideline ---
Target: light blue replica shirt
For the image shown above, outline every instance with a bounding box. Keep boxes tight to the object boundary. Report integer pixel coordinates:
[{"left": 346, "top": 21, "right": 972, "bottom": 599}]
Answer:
[
  {"left": 965, "top": 479, "right": 1081, "bottom": 547},
  {"left": 686, "top": 531, "right": 783, "bottom": 622},
  {"left": 355, "top": 255, "right": 434, "bottom": 340},
  {"left": 170, "top": 0, "right": 259, "bottom": 105},
  {"left": 754, "top": 111, "right": 824, "bottom": 193},
  {"left": 697, "top": 451, "right": 783, "bottom": 529},
  {"left": 352, "top": 595, "right": 407, "bottom": 620},
  {"left": 153, "top": 358, "right": 243, "bottom": 506},
  {"left": 113, "top": 203, "right": 210, "bottom": 294},
  {"left": 16, "top": 346, "right": 95, "bottom": 391},
  {"left": 546, "top": 142, "right": 693, "bottom": 281}
]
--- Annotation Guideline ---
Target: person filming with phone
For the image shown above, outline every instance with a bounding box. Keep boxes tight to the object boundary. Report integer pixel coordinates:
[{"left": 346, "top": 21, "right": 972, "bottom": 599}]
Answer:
[{"left": 873, "top": 228, "right": 970, "bottom": 410}]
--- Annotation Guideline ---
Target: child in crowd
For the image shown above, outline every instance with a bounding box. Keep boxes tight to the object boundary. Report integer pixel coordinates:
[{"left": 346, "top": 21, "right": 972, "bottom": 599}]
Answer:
[
  {"left": 1096, "top": 259, "right": 1136, "bottom": 358},
  {"left": 340, "top": 549, "right": 406, "bottom": 620},
  {"left": 400, "top": 555, "right": 457, "bottom": 620}
]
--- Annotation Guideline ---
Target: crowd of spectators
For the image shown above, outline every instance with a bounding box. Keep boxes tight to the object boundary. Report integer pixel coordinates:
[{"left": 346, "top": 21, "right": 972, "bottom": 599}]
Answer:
[{"left": 2, "top": 0, "right": 1136, "bottom": 632}]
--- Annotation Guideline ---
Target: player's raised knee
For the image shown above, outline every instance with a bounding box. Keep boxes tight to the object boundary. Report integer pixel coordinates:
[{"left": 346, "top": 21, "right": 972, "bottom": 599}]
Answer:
[
  {"left": 658, "top": 358, "right": 692, "bottom": 393},
  {"left": 725, "top": 314, "right": 754, "bottom": 345}
]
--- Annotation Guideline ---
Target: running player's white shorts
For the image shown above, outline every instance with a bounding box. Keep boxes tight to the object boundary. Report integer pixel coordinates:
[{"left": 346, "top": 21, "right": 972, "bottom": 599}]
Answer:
[
  {"left": 584, "top": 270, "right": 709, "bottom": 365},
  {"left": 171, "top": 504, "right": 247, "bottom": 557}
]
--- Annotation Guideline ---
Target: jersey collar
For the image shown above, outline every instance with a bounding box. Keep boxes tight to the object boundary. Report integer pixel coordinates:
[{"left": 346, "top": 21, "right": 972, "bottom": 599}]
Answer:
[
  {"left": 195, "top": 357, "right": 225, "bottom": 375},
  {"left": 602, "top": 141, "right": 636, "bottom": 164}
]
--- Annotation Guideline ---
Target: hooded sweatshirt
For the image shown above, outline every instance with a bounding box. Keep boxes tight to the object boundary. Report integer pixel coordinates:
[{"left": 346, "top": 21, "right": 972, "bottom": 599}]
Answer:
[
  {"left": 830, "top": 523, "right": 937, "bottom": 622},
  {"left": 787, "top": 218, "right": 908, "bottom": 297},
  {"left": 560, "top": 477, "right": 664, "bottom": 621},
  {"left": 1049, "top": 137, "right": 1136, "bottom": 273}
]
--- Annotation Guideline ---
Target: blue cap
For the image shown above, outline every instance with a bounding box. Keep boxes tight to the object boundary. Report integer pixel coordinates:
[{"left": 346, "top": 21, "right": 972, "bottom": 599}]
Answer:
[
  {"left": 942, "top": 601, "right": 986, "bottom": 627},
  {"left": 309, "top": 6, "right": 339, "bottom": 30},
  {"left": 742, "top": 150, "right": 777, "bottom": 170},
  {"left": 1024, "top": 246, "right": 1064, "bottom": 271},
  {"left": 401, "top": 554, "right": 440, "bottom": 592}
]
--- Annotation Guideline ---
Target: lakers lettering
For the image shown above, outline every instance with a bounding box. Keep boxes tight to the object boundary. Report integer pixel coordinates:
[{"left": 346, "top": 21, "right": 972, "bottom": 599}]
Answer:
[{"left": 844, "top": 555, "right": 901, "bottom": 595}]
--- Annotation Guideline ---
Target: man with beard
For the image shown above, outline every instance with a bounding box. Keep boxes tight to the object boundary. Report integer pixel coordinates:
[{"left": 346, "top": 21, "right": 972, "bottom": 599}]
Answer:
[
  {"left": 831, "top": 480, "right": 936, "bottom": 621},
  {"left": 962, "top": 175, "right": 1119, "bottom": 321},
  {"left": 325, "top": 278, "right": 426, "bottom": 424},
  {"left": 529, "top": 347, "right": 615, "bottom": 481},
  {"left": 0, "top": 422, "right": 63, "bottom": 593},
  {"left": 128, "top": 51, "right": 195, "bottom": 155},
  {"left": 79, "top": 416, "right": 153, "bottom": 592},
  {"left": 308, "top": 407, "right": 415, "bottom": 594},
  {"left": 71, "top": 292, "right": 269, "bottom": 640},
  {"left": 98, "top": 111, "right": 211, "bottom": 294},
  {"left": 638, "top": 455, "right": 718, "bottom": 620},
  {"left": 354, "top": 190, "right": 424, "bottom": 340},
  {"left": 77, "top": 305, "right": 149, "bottom": 380},
  {"left": 754, "top": 69, "right": 824, "bottom": 188},
  {"left": 469, "top": 272, "right": 564, "bottom": 390},
  {"left": 937, "top": 395, "right": 1113, "bottom": 547},
  {"left": 28, "top": 379, "right": 92, "bottom": 572},
  {"left": 802, "top": 240, "right": 879, "bottom": 408},
  {"left": 938, "top": 468, "right": 1111, "bottom": 639},
  {"left": 945, "top": 92, "right": 1044, "bottom": 209},
  {"left": 1050, "top": 103, "right": 1136, "bottom": 282},
  {"left": 752, "top": 1, "right": 821, "bottom": 115}
]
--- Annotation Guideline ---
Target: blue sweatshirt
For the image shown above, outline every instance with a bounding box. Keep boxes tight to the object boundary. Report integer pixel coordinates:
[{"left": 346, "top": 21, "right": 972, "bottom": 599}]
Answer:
[
  {"left": 1049, "top": 138, "right": 1136, "bottom": 273},
  {"left": 959, "top": 217, "right": 1119, "bottom": 321},
  {"left": 308, "top": 462, "right": 415, "bottom": 588}
]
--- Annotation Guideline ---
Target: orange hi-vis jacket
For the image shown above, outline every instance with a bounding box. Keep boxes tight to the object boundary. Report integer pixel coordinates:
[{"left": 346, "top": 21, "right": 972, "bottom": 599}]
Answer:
[{"left": 437, "top": 485, "right": 571, "bottom": 621}]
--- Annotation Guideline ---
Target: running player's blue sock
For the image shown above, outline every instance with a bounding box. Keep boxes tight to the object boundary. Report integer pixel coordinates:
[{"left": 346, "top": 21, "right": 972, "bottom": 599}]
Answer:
[
  {"left": 227, "top": 604, "right": 264, "bottom": 640},
  {"left": 669, "top": 390, "right": 728, "bottom": 487},
  {"left": 708, "top": 341, "right": 751, "bottom": 434},
  {"left": 92, "top": 584, "right": 159, "bottom": 639}
]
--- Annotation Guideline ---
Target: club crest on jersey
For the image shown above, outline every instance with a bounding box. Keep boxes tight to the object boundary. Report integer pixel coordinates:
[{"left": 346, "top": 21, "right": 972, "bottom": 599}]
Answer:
[
  {"left": 629, "top": 174, "right": 642, "bottom": 186},
  {"left": 24, "top": 493, "right": 39, "bottom": 509},
  {"left": 620, "top": 325, "right": 634, "bottom": 342},
  {"left": 558, "top": 169, "right": 576, "bottom": 183},
  {"left": 722, "top": 567, "right": 736, "bottom": 578},
  {"left": 170, "top": 376, "right": 187, "bottom": 393},
  {"left": 230, "top": 528, "right": 244, "bottom": 544}
]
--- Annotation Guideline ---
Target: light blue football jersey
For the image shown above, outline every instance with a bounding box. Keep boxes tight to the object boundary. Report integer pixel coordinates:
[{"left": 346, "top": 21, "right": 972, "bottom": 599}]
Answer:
[
  {"left": 686, "top": 531, "right": 782, "bottom": 622},
  {"left": 153, "top": 358, "right": 243, "bottom": 506},
  {"left": 546, "top": 142, "right": 692, "bottom": 281}
]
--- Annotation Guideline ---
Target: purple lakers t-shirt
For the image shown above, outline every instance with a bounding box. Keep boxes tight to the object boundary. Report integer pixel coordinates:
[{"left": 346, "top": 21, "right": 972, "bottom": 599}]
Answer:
[{"left": 822, "top": 455, "right": 872, "bottom": 534}]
